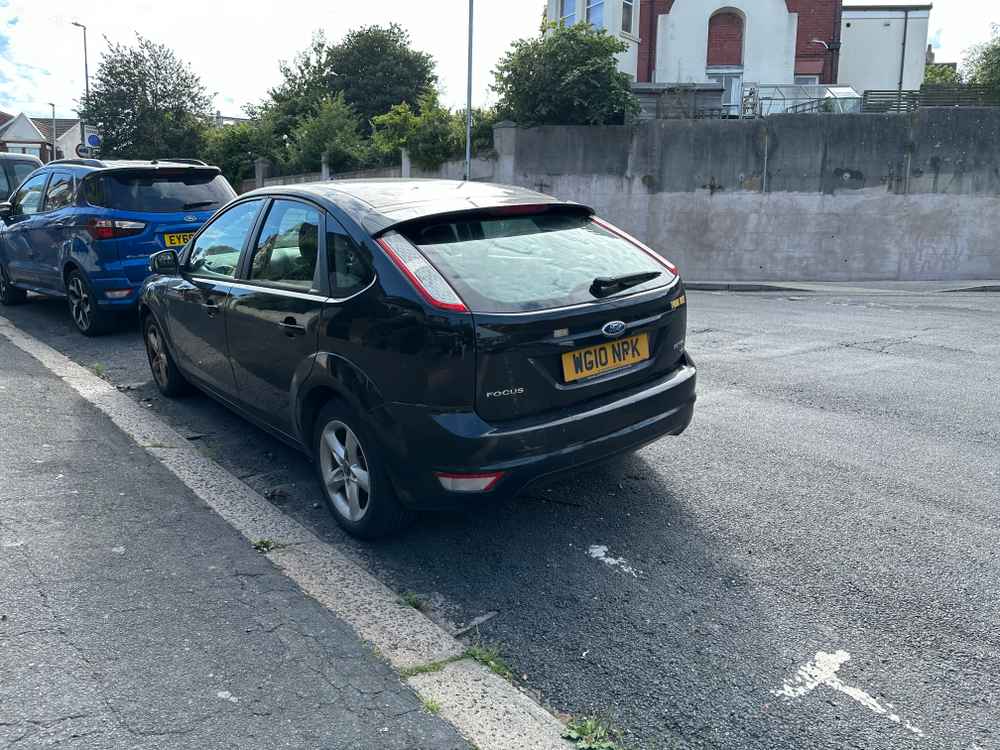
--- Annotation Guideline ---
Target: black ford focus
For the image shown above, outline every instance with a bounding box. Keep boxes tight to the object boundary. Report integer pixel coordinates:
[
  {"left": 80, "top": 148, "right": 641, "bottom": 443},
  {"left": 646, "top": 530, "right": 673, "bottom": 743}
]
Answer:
[{"left": 139, "top": 180, "right": 696, "bottom": 538}]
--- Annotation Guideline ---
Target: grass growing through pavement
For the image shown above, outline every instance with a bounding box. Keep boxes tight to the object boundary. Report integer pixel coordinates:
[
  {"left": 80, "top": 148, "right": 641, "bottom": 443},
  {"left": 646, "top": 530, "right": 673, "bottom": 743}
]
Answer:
[
  {"left": 399, "top": 591, "right": 430, "bottom": 612},
  {"left": 562, "top": 716, "right": 625, "bottom": 750},
  {"left": 420, "top": 696, "right": 441, "bottom": 714},
  {"left": 465, "top": 643, "right": 515, "bottom": 682},
  {"left": 92, "top": 363, "right": 108, "bottom": 379},
  {"left": 252, "top": 539, "right": 280, "bottom": 553}
]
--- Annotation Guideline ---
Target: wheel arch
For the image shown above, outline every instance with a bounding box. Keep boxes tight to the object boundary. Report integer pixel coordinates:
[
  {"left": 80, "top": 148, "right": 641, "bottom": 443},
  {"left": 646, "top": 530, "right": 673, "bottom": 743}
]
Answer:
[{"left": 296, "top": 352, "right": 387, "bottom": 454}]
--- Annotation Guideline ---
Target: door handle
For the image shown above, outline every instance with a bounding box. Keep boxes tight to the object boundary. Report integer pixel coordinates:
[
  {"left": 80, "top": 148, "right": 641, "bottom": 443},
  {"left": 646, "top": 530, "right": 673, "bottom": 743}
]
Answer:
[
  {"left": 201, "top": 300, "right": 220, "bottom": 317},
  {"left": 278, "top": 317, "right": 307, "bottom": 337}
]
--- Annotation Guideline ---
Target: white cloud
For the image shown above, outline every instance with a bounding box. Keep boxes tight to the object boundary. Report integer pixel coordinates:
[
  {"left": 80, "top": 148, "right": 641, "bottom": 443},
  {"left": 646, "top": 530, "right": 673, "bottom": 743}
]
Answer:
[
  {"left": 0, "top": 0, "right": 544, "bottom": 119},
  {"left": 925, "top": 0, "right": 999, "bottom": 68}
]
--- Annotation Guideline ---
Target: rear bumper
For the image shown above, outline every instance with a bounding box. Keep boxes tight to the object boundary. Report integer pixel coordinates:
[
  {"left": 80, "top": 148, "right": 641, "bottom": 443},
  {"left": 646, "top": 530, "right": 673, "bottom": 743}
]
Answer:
[{"left": 371, "top": 355, "right": 697, "bottom": 510}]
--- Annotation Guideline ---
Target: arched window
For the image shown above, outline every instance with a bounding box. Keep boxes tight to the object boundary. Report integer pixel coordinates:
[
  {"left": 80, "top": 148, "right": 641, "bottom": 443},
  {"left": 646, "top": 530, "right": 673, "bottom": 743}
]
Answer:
[{"left": 707, "top": 10, "right": 744, "bottom": 68}]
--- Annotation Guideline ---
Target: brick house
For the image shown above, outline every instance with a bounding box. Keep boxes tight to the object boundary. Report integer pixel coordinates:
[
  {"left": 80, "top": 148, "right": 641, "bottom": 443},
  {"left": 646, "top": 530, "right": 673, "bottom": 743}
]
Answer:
[{"left": 638, "top": 0, "right": 842, "bottom": 104}]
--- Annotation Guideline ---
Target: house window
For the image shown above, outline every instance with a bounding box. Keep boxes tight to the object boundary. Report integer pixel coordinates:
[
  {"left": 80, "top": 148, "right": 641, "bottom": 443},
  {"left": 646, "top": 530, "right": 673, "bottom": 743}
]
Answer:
[
  {"left": 706, "top": 70, "right": 744, "bottom": 116},
  {"left": 707, "top": 10, "right": 744, "bottom": 67},
  {"left": 586, "top": 0, "right": 604, "bottom": 27},
  {"left": 559, "top": 0, "right": 576, "bottom": 26},
  {"left": 622, "top": 0, "right": 634, "bottom": 34},
  {"left": 794, "top": 75, "right": 820, "bottom": 86},
  {"left": 8, "top": 145, "right": 41, "bottom": 158}
]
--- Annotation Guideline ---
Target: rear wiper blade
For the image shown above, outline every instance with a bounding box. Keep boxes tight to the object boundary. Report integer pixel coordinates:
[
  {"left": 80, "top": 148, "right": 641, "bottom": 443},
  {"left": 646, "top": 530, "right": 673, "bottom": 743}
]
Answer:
[
  {"left": 589, "top": 271, "right": 661, "bottom": 299},
  {"left": 182, "top": 200, "right": 217, "bottom": 210}
]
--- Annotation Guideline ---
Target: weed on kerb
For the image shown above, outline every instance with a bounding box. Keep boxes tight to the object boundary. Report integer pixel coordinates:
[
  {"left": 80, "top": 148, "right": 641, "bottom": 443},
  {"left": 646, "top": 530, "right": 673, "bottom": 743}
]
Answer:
[
  {"left": 465, "top": 643, "right": 515, "bottom": 682},
  {"left": 562, "top": 716, "right": 625, "bottom": 750}
]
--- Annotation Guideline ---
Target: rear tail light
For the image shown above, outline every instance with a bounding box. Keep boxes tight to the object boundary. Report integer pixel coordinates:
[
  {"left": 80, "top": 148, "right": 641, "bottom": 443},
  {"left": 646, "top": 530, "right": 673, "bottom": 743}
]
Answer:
[
  {"left": 375, "top": 232, "right": 468, "bottom": 313},
  {"left": 86, "top": 219, "right": 146, "bottom": 240},
  {"left": 592, "top": 217, "right": 678, "bottom": 275},
  {"left": 435, "top": 471, "right": 504, "bottom": 492}
]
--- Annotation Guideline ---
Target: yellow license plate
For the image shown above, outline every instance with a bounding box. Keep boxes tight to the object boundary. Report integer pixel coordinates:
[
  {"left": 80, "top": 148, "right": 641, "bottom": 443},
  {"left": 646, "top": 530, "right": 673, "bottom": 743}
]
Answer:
[
  {"left": 561, "top": 333, "right": 650, "bottom": 383},
  {"left": 164, "top": 232, "right": 194, "bottom": 247}
]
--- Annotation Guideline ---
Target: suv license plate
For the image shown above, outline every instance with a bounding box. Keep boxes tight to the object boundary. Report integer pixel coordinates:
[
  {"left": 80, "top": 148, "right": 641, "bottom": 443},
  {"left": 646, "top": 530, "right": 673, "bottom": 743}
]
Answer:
[{"left": 164, "top": 232, "right": 194, "bottom": 247}]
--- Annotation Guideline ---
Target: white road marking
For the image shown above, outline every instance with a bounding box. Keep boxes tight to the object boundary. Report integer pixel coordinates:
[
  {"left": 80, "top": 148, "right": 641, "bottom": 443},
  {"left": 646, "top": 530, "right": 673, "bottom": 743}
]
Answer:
[
  {"left": 772, "top": 650, "right": 925, "bottom": 738},
  {"left": 587, "top": 545, "right": 639, "bottom": 577}
]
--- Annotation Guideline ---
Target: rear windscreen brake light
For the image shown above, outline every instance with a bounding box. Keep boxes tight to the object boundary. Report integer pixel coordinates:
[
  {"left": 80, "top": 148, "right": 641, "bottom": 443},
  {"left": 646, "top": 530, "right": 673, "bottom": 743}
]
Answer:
[
  {"left": 376, "top": 231, "right": 468, "bottom": 312},
  {"left": 592, "top": 217, "right": 678, "bottom": 275}
]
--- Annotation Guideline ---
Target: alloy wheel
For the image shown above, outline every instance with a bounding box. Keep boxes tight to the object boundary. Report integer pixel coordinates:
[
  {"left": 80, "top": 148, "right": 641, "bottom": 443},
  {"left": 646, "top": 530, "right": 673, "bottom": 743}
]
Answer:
[
  {"left": 67, "top": 275, "right": 91, "bottom": 331},
  {"left": 319, "top": 420, "right": 372, "bottom": 522},
  {"left": 145, "top": 324, "right": 169, "bottom": 389}
]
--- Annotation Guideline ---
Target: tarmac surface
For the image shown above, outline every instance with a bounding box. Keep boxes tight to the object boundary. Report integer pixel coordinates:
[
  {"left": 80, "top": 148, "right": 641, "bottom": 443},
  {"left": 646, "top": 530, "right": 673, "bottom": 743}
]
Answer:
[{"left": 2, "top": 286, "right": 998, "bottom": 749}]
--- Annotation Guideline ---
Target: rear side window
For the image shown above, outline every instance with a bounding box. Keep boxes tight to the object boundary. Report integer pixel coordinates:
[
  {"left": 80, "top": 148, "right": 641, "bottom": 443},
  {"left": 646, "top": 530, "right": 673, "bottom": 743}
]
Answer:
[
  {"left": 84, "top": 171, "right": 234, "bottom": 213},
  {"left": 327, "top": 219, "right": 374, "bottom": 296},
  {"left": 248, "top": 200, "right": 321, "bottom": 290},
  {"left": 44, "top": 173, "right": 75, "bottom": 210},
  {"left": 400, "top": 211, "right": 671, "bottom": 313}
]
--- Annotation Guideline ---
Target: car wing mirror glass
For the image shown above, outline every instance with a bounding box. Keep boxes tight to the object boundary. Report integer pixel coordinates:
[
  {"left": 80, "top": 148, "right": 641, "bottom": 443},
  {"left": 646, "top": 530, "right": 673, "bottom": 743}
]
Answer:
[{"left": 149, "top": 249, "right": 180, "bottom": 275}]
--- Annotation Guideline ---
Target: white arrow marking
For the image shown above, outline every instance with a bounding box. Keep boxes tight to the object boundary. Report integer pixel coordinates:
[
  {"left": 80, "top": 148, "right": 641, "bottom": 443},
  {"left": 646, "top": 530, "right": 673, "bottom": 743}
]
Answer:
[{"left": 772, "top": 650, "right": 924, "bottom": 739}]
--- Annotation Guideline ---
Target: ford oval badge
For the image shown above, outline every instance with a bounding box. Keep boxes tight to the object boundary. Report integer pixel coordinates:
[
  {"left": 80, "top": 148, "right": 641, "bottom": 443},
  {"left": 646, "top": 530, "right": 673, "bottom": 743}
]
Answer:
[
  {"left": 183, "top": 215, "right": 198, "bottom": 223},
  {"left": 602, "top": 320, "right": 627, "bottom": 338}
]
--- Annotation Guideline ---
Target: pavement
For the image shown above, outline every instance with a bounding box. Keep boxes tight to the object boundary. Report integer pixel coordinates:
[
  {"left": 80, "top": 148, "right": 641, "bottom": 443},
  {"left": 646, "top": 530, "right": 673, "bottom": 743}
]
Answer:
[
  {"left": 685, "top": 279, "right": 1000, "bottom": 293},
  {"left": 2, "top": 284, "right": 999, "bottom": 750},
  {"left": 0, "top": 334, "right": 472, "bottom": 749}
]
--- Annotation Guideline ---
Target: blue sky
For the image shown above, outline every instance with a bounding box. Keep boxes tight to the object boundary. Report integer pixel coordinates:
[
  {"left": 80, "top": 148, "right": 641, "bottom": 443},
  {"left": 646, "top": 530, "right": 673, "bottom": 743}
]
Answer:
[{"left": 0, "top": 0, "right": 995, "bottom": 120}]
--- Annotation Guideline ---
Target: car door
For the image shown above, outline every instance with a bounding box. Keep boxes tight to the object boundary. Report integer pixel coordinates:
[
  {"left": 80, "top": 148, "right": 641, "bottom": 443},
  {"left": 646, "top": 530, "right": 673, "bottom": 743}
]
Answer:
[
  {"left": 2, "top": 172, "right": 50, "bottom": 286},
  {"left": 35, "top": 171, "right": 76, "bottom": 290},
  {"left": 163, "top": 198, "right": 265, "bottom": 399},
  {"left": 225, "top": 198, "right": 326, "bottom": 437}
]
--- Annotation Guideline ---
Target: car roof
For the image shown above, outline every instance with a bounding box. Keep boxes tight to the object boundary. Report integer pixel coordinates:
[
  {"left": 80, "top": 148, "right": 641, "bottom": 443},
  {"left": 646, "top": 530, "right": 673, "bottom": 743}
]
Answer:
[
  {"left": 239, "top": 179, "right": 592, "bottom": 235},
  {"left": 44, "top": 158, "right": 219, "bottom": 175},
  {"left": 0, "top": 152, "right": 42, "bottom": 163}
]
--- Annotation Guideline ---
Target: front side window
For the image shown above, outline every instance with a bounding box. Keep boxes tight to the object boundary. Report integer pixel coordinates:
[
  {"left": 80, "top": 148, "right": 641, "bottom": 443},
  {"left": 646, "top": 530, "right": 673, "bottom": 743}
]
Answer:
[
  {"left": 559, "top": 0, "right": 576, "bottom": 26},
  {"left": 188, "top": 199, "right": 263, "bottom": 280},
  {"left": 0, "top": 168, "right": 10, "bottom": 198},
  {"left": 327, "top": 218, "right": 374, "bottom": 297},
  {"left": 401, "top": 210, "right": 672, "bottom": 314},
  {"left": 622, "top": 0, "right": 634, "bottom": 33},
  {"left": 586, "top": 0, "right": 604, "bottom": 26},
  {"left": 44, "top": 173, "right": 75, "bottom": 211},
  {"left": 12, "top": 173, "right": 48, "bottom": 217},
  {"left": 248, "top": 200, "right": 322, "bottom": 290}
]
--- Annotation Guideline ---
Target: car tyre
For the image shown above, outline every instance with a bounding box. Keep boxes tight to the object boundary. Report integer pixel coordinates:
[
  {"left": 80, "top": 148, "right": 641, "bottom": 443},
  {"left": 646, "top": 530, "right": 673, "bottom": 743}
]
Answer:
[
  {"left": 0, "top": 265, "right": 27, "bottom": 305},
  {"left": 66, "top": 269, "right": 114, "bottom": 336},
  {"left": 143, "top": 315, "right": 192, "bottom": 397},
  {"left": 313, "top": 400, "right": 412, "bottom": 539}
]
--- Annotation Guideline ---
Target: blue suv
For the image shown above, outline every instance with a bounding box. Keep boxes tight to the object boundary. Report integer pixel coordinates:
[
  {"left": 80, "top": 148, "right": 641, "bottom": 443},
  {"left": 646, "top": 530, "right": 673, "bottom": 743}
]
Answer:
[{"left": 0, "top": 159, "right": 235, "bottom": 335}]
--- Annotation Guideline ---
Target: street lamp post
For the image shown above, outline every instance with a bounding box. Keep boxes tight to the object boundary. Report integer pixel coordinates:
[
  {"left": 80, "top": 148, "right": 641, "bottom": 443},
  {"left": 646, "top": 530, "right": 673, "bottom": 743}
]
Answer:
[
  {"left": 464, "top": 0, "right": 474, "bottom": 182},
  {"left": 47, "top": 103, "right": 56, "bottom": 162},
  {"left": 71, "top": 22, "right": 89, "bottom": 109}
]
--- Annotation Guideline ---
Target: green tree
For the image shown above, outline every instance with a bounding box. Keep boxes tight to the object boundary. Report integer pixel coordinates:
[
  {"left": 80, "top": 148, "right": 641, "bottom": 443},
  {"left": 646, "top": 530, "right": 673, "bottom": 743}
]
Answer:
[
  {"left": 325, "top": 24, "right": 437, "bottom": 129},
  {"left": 492, "top": 22, "right": 639, "bottom": 126},
  {"left": 79, "top": 35, "right": 211, "bottom": 158},
  {"left": 288, "top": 94, "right": 367, "bottom": 173},
  {"left": 200, "top": 123, "right": 259, "bottom": 187},
  {"left": 923, "top": 64, "right": 961, "bottom": 86},
  {"left": 372, "top": 92, "right": 458, "bottom": 170},
  {"left": 964, "top": 24, "right": 1000, "bottom": 90},
  {"left": 253, "top": 25, "right": 436, "bottom": 141}
]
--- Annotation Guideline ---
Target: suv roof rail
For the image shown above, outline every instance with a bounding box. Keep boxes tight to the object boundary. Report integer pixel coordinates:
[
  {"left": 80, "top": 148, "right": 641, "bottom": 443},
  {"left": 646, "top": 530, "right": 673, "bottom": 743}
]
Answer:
[
  {"left": 157, "top": 158, "right": 208, "bottom": 166},
  {"left": 48, "top": 158, "right": 105, "bottom": 168}
]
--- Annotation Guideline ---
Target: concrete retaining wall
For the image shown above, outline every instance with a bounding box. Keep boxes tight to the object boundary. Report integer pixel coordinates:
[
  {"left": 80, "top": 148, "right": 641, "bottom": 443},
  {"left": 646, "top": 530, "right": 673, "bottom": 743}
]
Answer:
[{"left": 496, "top": 109, "right": 1000, "bottom": 281}]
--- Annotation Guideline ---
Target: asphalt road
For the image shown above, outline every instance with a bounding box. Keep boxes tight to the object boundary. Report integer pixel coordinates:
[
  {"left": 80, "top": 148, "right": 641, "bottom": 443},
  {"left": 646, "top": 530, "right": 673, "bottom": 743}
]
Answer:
[{"left": 2, "top": 289, "right": 998, "bottom": 750}]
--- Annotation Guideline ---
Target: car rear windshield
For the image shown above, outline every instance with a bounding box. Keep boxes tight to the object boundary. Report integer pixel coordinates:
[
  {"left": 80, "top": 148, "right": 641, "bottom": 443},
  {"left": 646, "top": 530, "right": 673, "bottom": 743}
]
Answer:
[
  {"left": 84, "top": 170, "right": 234, "bottom": 213},
  {"left": 400, "top": 210, "right": 672, "bottom": 313}
]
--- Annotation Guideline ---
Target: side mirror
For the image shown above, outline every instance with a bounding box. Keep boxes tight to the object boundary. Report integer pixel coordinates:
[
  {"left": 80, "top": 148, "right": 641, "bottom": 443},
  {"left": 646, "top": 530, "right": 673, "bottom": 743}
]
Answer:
[
  {"left": 0, "top": 202, "right": 12, "bottom": 222},
  {"left": 149, "top": 249, "right": 180, "bottom": 275}
]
